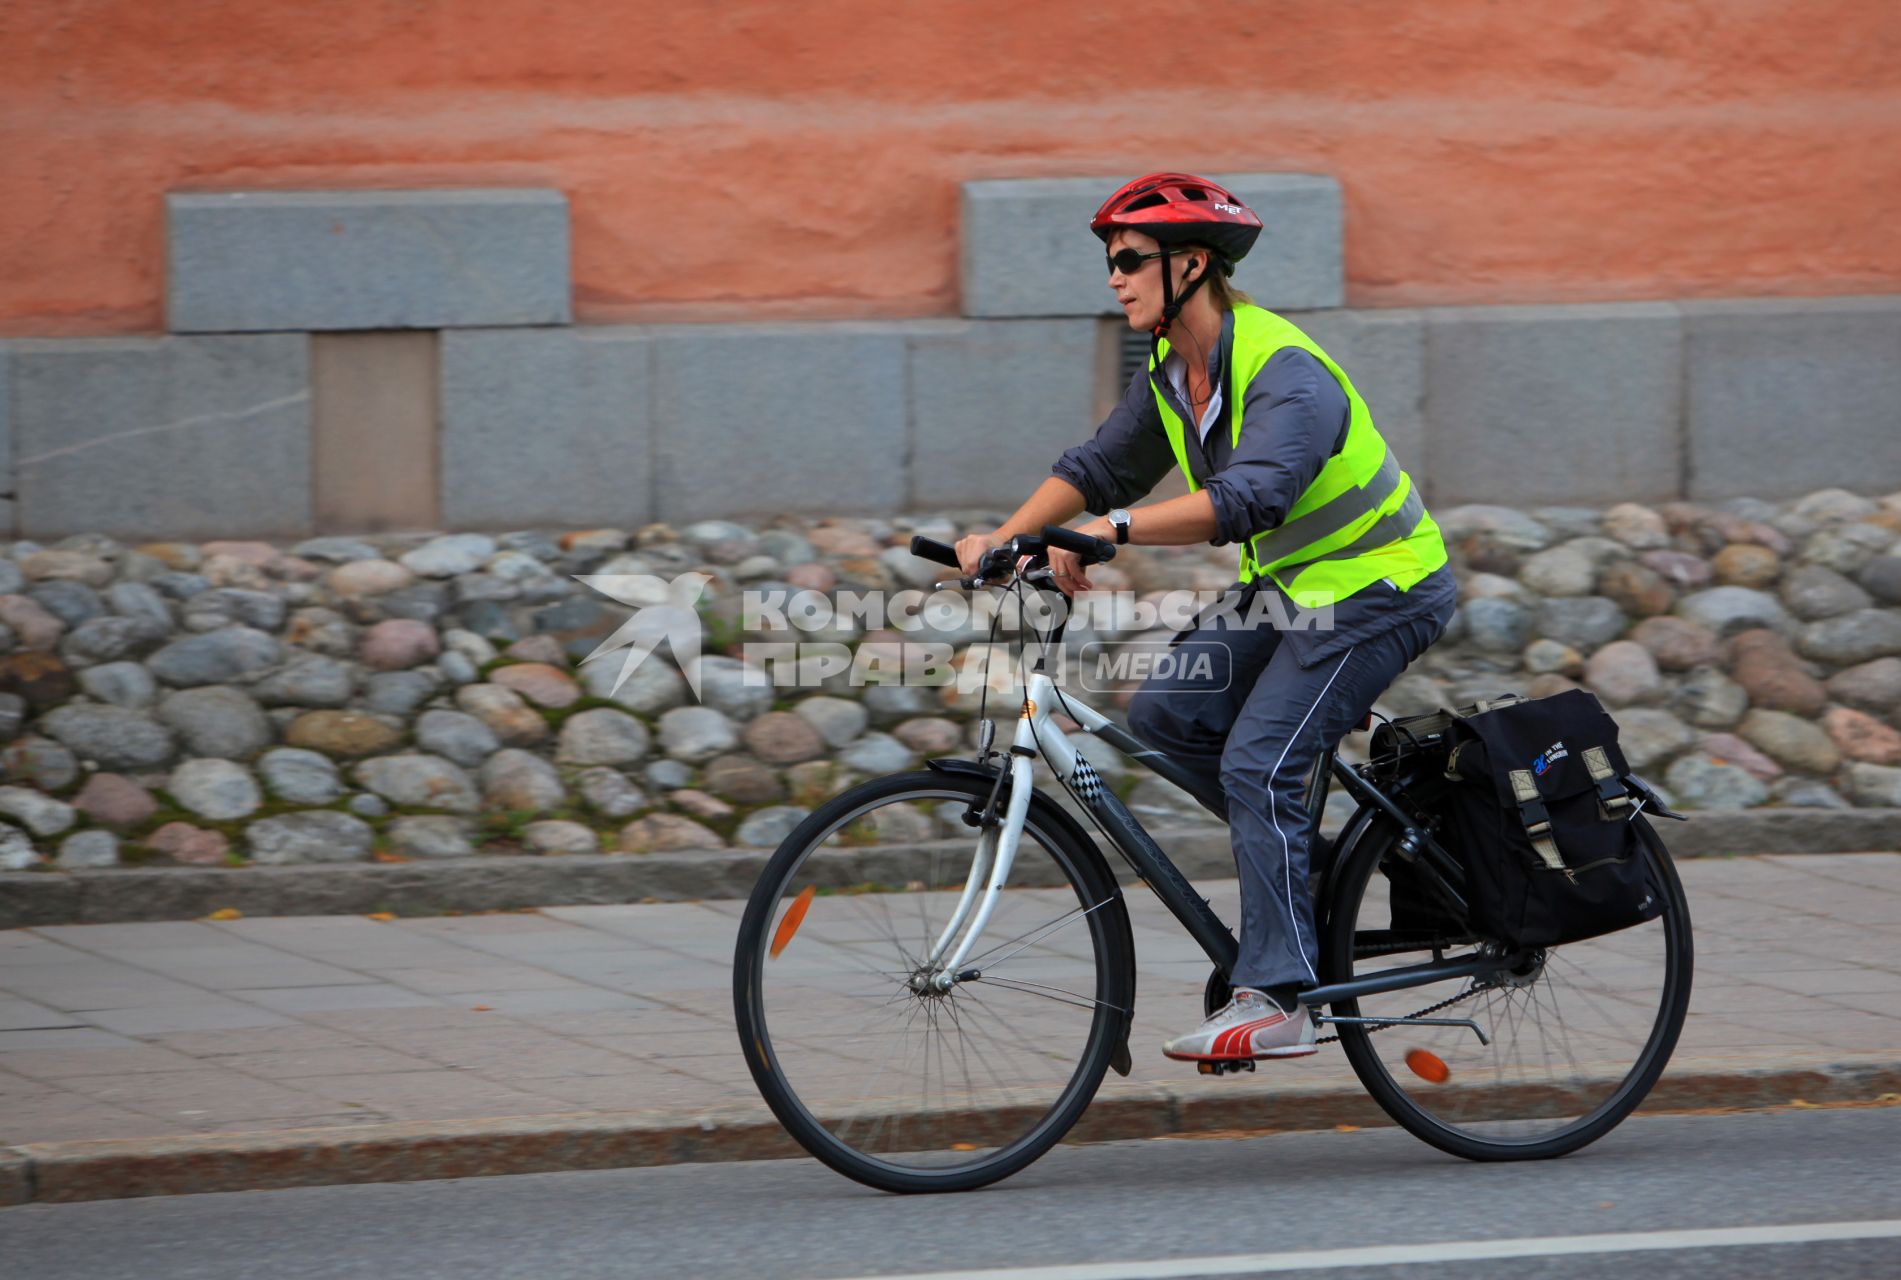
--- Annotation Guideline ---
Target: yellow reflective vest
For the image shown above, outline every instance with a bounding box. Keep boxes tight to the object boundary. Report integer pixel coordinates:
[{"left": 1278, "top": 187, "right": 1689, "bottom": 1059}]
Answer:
[{"left": 1153, "top": 305, "right": 1448, "bottom": 610}]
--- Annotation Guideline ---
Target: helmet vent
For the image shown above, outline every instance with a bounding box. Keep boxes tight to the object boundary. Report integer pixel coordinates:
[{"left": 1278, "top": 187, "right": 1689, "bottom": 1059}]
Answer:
[
  {"left": 1121, "top": 192, "right": 1169, "bottom": 212},
  {"left": 1179, "top": 187, "right": 1208, "bottom": 201}
]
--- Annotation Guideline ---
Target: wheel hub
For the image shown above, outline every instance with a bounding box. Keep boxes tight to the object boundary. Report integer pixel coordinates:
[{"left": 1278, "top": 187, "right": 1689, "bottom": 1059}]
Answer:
[{"left": 1495, "top": 947, "right": 1547, "bottom": 990}]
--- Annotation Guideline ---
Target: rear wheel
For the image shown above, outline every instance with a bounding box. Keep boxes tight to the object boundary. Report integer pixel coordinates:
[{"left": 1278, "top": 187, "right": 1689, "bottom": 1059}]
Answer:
[
  {"left": 733, "top": 771, "right": 1134, "bottom": 1193},
  {"left": 1323, "top": 815, "right": 1692, "bottom": 1160}
]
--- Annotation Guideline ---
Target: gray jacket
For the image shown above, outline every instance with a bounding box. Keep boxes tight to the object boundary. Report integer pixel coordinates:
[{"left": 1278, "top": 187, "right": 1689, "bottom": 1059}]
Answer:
[{"left": 1052, "top": 310, "right": 1456, "bottom": 667}]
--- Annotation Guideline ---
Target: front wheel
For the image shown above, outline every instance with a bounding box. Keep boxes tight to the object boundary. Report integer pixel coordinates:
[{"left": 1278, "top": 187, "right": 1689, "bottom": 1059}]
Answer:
[
  {"left": 1324, "top": 815, "right": 1693, "bottom": 1161},
  {"left": 733, "top": 771, "right": 1134, "bottom": 1193}
]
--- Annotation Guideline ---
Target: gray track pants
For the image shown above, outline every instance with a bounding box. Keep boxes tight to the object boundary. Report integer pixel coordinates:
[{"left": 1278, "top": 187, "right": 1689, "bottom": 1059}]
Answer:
[{"left": 1126, "top": 592, "right": 1452, "bottom": 990}]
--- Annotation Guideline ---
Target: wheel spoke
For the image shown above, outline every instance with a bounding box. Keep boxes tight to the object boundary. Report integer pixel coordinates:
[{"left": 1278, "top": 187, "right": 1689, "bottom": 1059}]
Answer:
[
  {"left": 1328, "top": 822, "right": 1690, "bottom": 1156},
  {"left": 737, "top": 778, "right": 1125, "bottom": 1188}
]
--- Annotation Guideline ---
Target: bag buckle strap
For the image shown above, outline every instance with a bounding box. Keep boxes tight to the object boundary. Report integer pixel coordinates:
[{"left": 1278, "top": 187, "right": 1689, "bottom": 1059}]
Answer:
[
  {"left": 1582, "top": 746, "right": 1631, "bottom": 818},
  {"left": 1508, "top": 769, "right": 1567, "bottom": 871}
]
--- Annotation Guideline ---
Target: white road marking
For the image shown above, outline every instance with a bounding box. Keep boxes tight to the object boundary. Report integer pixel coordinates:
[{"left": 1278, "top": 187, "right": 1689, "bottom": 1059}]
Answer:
[{"left": 827, "top": 1219, "right": 1901, "bottom": 1280}]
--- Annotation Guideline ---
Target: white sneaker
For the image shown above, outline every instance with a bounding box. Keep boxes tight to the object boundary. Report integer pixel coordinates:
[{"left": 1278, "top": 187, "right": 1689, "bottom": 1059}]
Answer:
[{"left": 1161, "top": 989, "right": 1317, "bottom": 1062}]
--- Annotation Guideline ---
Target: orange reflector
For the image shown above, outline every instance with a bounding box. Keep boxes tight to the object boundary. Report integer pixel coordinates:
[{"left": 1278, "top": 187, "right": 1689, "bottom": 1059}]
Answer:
[
  {"left": 770, "top": 886, "right": 817, "bottom": 958},
  {"left": 1405, "top": 1048, "right": 1451, "bottom": 1083}
]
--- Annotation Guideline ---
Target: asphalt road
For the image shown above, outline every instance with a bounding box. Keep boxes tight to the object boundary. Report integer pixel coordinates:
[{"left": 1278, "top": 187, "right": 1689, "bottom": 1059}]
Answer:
[{"left": 4, "top": 1107, "right": 1899, "bottom": 1279}]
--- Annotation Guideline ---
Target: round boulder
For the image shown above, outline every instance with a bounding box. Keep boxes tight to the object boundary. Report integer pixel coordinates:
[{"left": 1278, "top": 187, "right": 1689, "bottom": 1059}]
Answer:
[
  {"left": 246, "top": 811, "right": 375, "bottom": 865},
  {"left": 576, "top": 768, "right": 649, "bottom": 819},
  {"left": 416, "top": 710, "right": 502, "bottom": 769},
  {"left": 387, "top": 815, "right": 478, "bottom": 858},
  {"left": 358, "top": 618, "right": 442, "bottom": 671},
  {"left": 75, "top": 660, "right": 159, "bottom": 709},
  {"left": 659, "top": 706, "right": 740, "bottom": 762},
  {"left": 250, "top": 655, "right": 358, "bottom": 708},
  {"left": 0, "top": 786, "right": 75, "bottom": 837},
  {"left": 618, "top": 813, "right": 722, "bottom": 853},
  {"left": 1738, "top": 710, "right": 1842, "bottom": 776},
  {"left": 523, "top": 820, "right": 599, "bottom": 855},
  {"left": 0, "top": 824, "right": 40, "bottom": 871},
  {"left": 455, "top": 684, "right": 552, "bottom": 745},
  {"left": 40, "top": 705, "right": 176, "bottom": 770},
  {"left": 702, "top": 754, "right": 785, "bottom": 806},
  {"left": 1663, "top": 754, "right": 1769, "bottom": 810},
  {"left": 58, "top": 830, "right": 121, "bottom": 868},
  {"left": 489, "top": 664, "right": 579, "bottom": 710},
  {"left": 1609, "top": 708, "right": 1694, "bottom": 772},
  {"left": 741, "top": 712, "right": 826, "bottom": 765},
  {"left": 145, "top": 626, "right": 282, "bottom": 687},
  {"left": 1780, "top": 565, "right": 1872, "bottom": 621},
  {"left": 353, "top": 754, "right": 481, "bottom": 813},
  {"left": 146, "top": 821, "right": 229, "bottom": 865},
  {"left": 1822, "top": 706, "right": 1901, "bottom": 766},
  {"left": 1674, "top": 587, "right": 1793, "bottom": 639},
  {"left": 794, "top": 695, "right": 869, "bottom": 748},
  {"left": 735, "top": 805, "right": 812, "bottom": 848},
  {"left": 72, "top": 773, "right": 159, "bottom": 828},
  {"left": 1726, "top": 630, "right": 1827, "bottom": 717},
  {"left": 478, "top": 748, "right": 567, "bottom": 811},
  {"left": 1796, "top": 610, "right": 1901, "bottom": 668},
  {"left": 556, "top": 708, "right": 651, "bottom": 767},
  {"left": 681, "top": 655, "right": 774, "bottom": 721},
  {"left": 168, "top": 758, "right": 262, "bottom": 821},
  {"left": 328, "top": 559, "right": 414, "bottom": 598},
  {"left": 157, "top": 686, "right": 273, "bottom": 760},
  {"left": 838, "top": 731, "right": 916, "bottom": 774},
  {"left": 257, "top": 748, "right": 342, "bottom": 805},
  {"left": 285, "top": 710, "right": 404, "bottom": 758},
  {"left": 1628, "top": 616, "right": 1719, "bottom": 672}
]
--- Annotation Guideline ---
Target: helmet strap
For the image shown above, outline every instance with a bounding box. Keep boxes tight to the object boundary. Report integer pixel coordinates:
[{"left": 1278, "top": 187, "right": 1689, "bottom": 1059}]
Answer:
[{"left": 1150, "top": 247, "right": 1211, "bottom": 342}]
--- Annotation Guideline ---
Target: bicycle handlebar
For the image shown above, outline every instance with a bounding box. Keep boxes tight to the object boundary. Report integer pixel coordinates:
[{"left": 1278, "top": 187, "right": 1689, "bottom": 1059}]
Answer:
[
  {"left": 909, "top": 535, "right": 962, "bottom": 568},
  {"left": 1037, "top": 524, "right": 1117, "bottom": 565},
  {"left": 908, "top": 528, "right": 1116, "bottom": 584}
]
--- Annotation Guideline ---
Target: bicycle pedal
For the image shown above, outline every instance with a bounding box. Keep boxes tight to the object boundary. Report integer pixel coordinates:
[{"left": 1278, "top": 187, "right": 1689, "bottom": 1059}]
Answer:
[{"left": 1195, "top": 1059, "right": 1257, "bottom": 1076}]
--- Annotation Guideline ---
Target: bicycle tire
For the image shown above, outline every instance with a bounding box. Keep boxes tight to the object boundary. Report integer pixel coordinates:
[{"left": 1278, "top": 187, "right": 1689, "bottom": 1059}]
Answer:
[
  {"left": 733, "top": 770, "right": 1135, "bottom": 1193},
  {"left": 1324, "top": 813, "right": 1693, "bottom": 1161}
]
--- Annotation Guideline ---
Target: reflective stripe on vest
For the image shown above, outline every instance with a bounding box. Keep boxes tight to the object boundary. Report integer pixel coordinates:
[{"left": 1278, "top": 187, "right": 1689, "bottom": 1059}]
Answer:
[{"left": 1151, "top": 305, "right": 1448, "bottom": 609}]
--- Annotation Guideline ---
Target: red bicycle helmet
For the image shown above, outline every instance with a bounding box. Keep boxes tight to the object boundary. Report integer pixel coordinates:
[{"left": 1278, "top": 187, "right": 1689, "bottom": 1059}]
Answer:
[{"left": 1090, "top": 172, "right": 1262, "bottom": 269}]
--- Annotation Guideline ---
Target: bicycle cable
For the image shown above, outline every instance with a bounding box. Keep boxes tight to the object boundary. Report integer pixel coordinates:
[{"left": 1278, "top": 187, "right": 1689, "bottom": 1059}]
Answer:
[{"left": 1007, "top": 567, "right": 1494, "bottom": 1048}]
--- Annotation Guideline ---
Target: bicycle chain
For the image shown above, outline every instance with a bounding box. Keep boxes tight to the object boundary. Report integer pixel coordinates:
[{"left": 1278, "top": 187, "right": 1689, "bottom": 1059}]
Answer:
[{"left": 1313, "top": 981, "right": 1496, "bottom": 1045}]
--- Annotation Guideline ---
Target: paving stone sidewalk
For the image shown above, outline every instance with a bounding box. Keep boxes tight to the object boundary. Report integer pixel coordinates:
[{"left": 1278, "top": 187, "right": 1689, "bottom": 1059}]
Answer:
[{"left": 3, "top": 854, "right": 1898, "bottom": 1155}]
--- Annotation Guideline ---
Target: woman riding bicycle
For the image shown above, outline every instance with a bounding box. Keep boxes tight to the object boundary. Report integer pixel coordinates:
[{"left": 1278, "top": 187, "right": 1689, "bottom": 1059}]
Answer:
[{"left": 956, "top": 172, "right": 1457, "bottom": 1064}]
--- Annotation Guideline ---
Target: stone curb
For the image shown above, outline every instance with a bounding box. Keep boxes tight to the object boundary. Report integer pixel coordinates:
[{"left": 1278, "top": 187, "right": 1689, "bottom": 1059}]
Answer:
[
  {"left": 2, "top": 812, "right": 1897, "bottom": 929},
  {"left": 4, "top": 1061, "right": 1894, "bottom": 1205}
]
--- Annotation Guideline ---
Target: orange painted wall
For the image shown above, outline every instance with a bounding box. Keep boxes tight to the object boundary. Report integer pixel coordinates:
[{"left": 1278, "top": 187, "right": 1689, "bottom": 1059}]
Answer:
[{"left": 3, "top": 0, "right": 1899, "bottom": 336}]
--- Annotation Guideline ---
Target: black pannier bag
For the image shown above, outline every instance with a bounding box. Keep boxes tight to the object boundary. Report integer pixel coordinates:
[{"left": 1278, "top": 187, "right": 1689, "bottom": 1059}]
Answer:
[{"left": 1438, "top": 689, "right": 1663, "bottom": 948}]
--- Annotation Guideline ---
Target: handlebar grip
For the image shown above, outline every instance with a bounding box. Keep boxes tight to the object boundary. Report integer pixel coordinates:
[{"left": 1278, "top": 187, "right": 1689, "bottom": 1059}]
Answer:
[
  {"left": 909, "top": 535, "right": 962, "bottom": 568},
  {"left": 1039, "top": 524, "right": 1117, "bottom": 564}
]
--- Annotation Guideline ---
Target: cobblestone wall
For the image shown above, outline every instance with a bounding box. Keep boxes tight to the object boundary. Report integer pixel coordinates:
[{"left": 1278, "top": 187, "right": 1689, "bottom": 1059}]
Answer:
[{"left": 2, "top": 487, "right": 1899, "bottom": 873}]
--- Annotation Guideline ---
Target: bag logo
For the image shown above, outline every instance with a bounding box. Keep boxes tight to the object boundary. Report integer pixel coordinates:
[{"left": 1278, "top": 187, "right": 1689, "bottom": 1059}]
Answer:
[{"left": 1531, "top": 741, "right": 1569, "bottom": 776}]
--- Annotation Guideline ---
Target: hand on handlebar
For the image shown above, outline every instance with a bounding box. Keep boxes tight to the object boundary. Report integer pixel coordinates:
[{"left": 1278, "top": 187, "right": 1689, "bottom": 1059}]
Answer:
[
  {"left": 954, "top": 531, "right": 1005, "bottom": 579},
  {"left": 1047, "top": 519, "right": 1113, "bottom": 596}
]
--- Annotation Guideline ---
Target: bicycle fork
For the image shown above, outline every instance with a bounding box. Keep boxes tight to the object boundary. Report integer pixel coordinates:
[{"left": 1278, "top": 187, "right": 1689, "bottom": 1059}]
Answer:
[{"left": 918, "top": 745, "right": 1037, "bottom": 991}]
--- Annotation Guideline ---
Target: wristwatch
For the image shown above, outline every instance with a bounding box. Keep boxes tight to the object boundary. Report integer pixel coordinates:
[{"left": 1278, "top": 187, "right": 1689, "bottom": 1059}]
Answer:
[{"left": 1108, "top": 509, "right": 1132, "bottom": 545}]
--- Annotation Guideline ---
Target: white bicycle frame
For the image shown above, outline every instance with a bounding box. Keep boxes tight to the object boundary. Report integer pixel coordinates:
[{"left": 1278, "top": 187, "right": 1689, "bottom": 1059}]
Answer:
[{"left": 920, "top": 668, "right": 1125, "bottom": 990}]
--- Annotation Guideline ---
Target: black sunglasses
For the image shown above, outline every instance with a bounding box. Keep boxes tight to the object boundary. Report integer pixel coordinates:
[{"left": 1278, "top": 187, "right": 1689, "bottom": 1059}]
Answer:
[
  {"left": 1105, "top": 247, "right": 1170, "bottom": 276},
  {"left": 1106, "top": 246, "right": 1212, "bottom": 278}
]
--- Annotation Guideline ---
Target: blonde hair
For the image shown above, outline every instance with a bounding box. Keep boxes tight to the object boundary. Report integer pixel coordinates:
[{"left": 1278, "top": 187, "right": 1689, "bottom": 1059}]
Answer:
[{"left": 1186, "top": 245, "right": 1253, "bottom": 311}]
